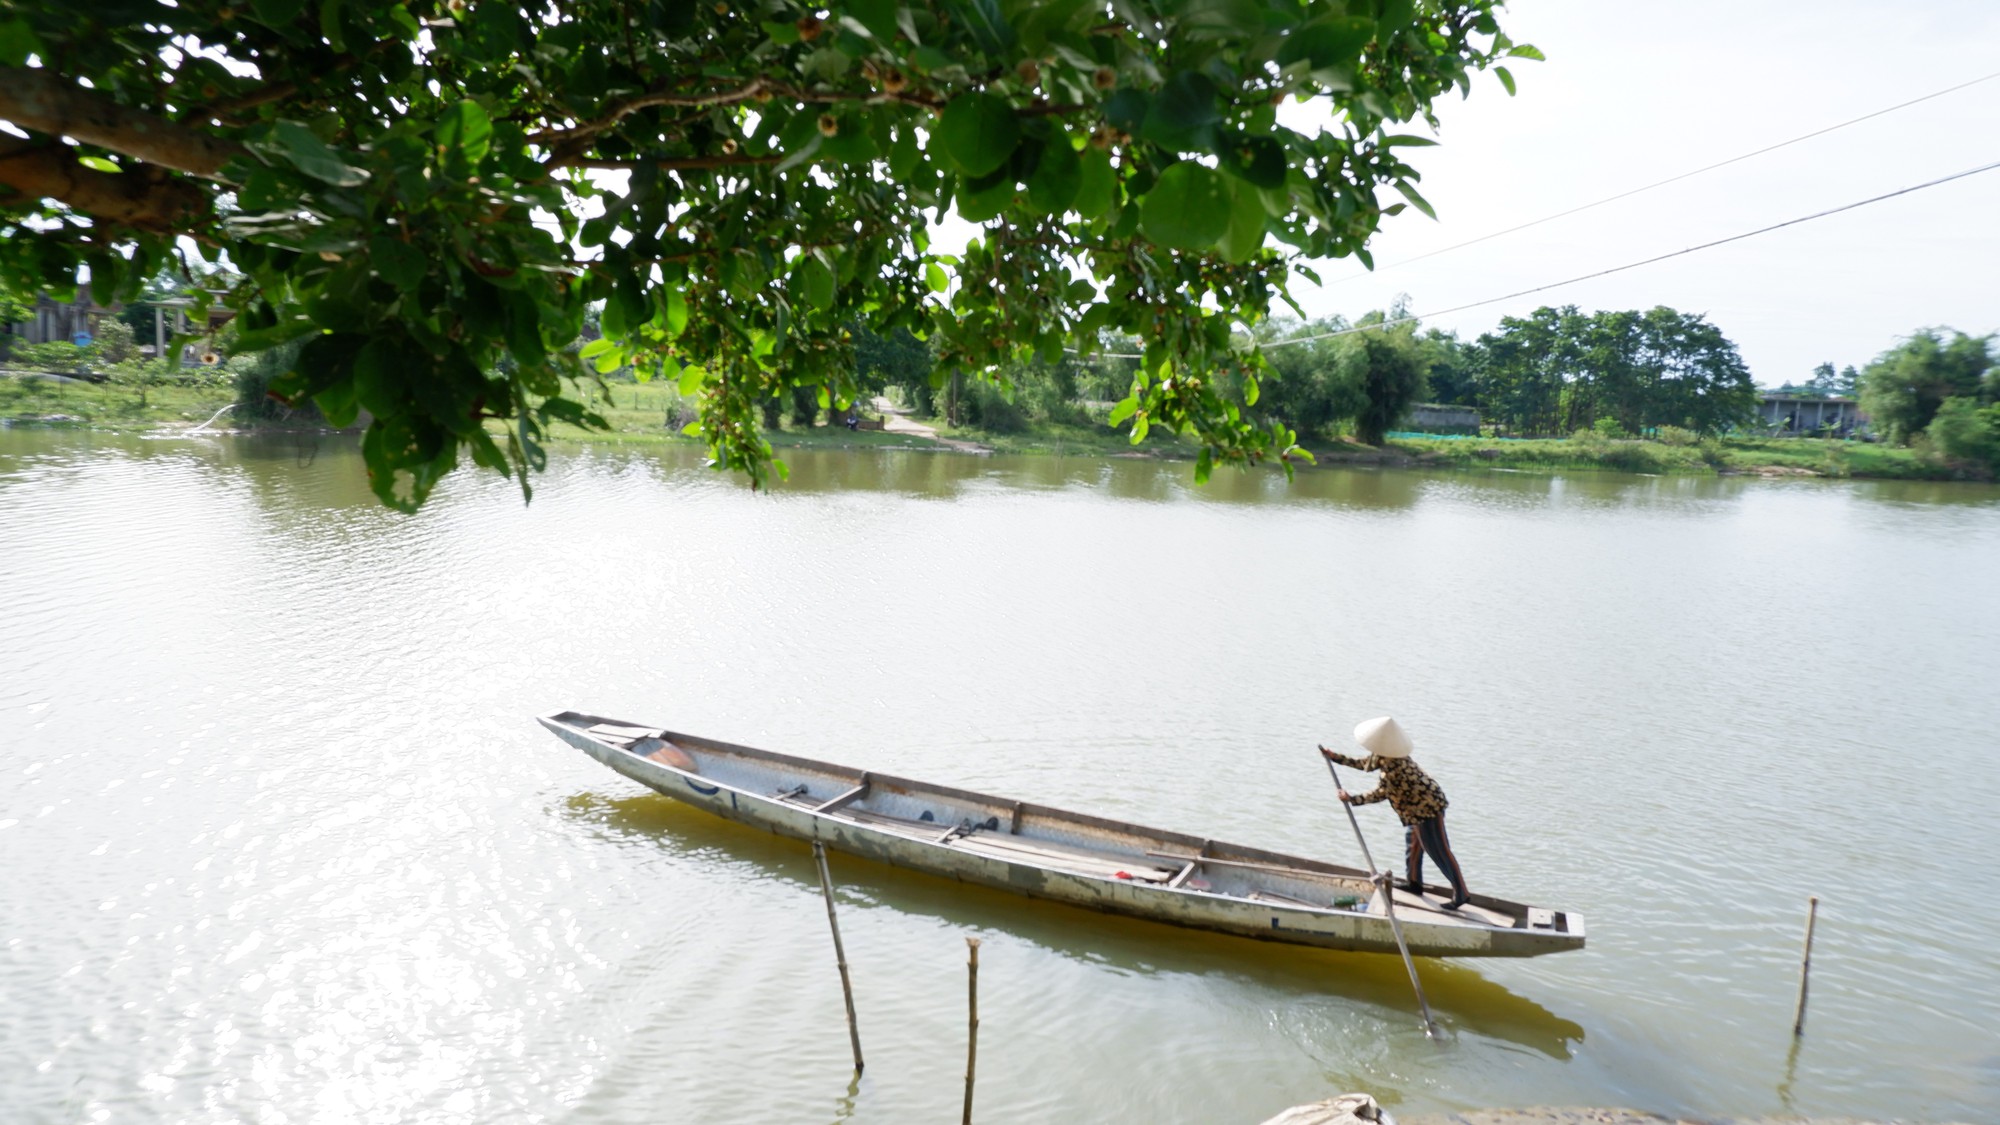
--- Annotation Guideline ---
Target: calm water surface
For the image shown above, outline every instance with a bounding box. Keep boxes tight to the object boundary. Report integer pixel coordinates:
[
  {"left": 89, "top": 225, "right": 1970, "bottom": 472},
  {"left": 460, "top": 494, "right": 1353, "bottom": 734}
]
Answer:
[{"left": 2, "top": 431, "right": 1997, "bottom": 1124}]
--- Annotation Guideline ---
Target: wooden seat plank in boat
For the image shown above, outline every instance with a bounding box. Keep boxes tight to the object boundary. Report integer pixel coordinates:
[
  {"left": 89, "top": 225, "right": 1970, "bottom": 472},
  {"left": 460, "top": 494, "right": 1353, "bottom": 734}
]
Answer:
[{"left": 950, "top": 833, "right": 1178, "bottom": 882}]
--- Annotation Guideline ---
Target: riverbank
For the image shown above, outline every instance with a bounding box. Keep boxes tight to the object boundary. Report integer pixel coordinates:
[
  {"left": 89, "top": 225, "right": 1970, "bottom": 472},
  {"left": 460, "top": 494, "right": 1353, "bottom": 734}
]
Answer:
[{"left": 5, "top": 370, "right": 1977, "bottom": 482}]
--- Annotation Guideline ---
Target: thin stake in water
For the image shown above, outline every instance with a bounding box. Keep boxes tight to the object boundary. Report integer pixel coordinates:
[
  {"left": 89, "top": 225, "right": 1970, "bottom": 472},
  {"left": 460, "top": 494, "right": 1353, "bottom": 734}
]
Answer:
[
  {"left": 963, "top": 936, "right": 981, "bottom": 1125},
  {"left": 1323, "top": 756, "right": 1440, "bottom": 1040},
  {"left": 811, "top": 840, "right": 864, "bottom": 1073},
  {"left": 1793, "top": 895, "right": 1820, "bottom": 1037}
]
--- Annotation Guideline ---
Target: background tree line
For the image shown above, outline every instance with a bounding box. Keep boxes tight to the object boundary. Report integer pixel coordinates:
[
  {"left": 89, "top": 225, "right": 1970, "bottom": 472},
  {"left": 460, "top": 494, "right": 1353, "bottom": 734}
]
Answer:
[{"left": 824, "top": 302, "right": 1762, "bottom": 445}]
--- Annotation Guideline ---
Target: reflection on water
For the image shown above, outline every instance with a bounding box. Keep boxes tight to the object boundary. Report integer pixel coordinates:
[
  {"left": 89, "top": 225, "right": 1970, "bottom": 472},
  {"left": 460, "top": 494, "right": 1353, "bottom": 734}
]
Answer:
[
  {"left": 558, "top": 791, "right": 1588, "bottom": 1062},
  {"left": 2, "top": 428, "right": 1997, "bottom": 1124}
]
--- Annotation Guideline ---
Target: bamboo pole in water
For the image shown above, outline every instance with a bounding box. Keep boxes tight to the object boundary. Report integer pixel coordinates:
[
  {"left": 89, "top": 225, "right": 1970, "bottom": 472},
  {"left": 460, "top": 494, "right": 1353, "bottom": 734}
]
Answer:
[
  {"left": 1792, "top": 895, "right": 1820, "bottom": 1036},
  {"left": 962, "top": 936, "right": 981, "bottom": 1125},
  {"left": 811, "top": 841, "right": 864, "bottom": 1073}
]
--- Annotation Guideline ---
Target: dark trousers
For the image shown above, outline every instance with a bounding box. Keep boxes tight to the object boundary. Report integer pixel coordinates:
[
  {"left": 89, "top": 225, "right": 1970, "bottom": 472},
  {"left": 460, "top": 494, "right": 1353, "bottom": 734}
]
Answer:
[{"left": 1404, "top": 811, "right": 1470, "bottom": 903}]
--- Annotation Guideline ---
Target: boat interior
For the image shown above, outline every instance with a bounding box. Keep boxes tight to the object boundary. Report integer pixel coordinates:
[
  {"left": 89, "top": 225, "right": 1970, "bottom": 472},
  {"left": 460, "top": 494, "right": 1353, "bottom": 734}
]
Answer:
[{"left": 555, "top": 713, "right": 1528, "bottom": 931}]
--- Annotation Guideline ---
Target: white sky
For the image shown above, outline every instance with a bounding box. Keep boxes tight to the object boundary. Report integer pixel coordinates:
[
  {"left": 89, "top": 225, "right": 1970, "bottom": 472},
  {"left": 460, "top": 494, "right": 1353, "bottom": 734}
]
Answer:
[
  {"left": 1281, "top": 0, "right": 2000, "bottom": 385},
  {"left": 928, "top": 0, "right": 1999, "bottom": 386}
]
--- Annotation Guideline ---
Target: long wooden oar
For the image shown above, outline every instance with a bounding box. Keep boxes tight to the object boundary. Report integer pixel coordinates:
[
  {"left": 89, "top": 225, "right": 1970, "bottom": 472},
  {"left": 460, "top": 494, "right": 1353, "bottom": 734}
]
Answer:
[{"left": 1322, "top": 753, "right": 1439, "bottom": 1040}]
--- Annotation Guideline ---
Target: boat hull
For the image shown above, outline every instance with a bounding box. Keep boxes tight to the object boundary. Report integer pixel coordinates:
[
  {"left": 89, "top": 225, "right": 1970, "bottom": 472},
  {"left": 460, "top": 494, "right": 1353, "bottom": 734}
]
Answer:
[{"left": 540, "top": 713, "right": 1584, "bottom": 958}]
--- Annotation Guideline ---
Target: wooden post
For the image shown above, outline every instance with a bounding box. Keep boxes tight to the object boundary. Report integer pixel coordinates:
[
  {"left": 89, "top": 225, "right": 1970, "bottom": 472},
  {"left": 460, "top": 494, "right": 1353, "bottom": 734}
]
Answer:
[
  {"left": 962, "top": 936, "right": 980, "bottom": 1125},
  {"left": 1792, "top": 895, "right": 1819, "bottom": 1037},
  {"left": 811, "top": 841, "right": 864, "bottom": 1073}
]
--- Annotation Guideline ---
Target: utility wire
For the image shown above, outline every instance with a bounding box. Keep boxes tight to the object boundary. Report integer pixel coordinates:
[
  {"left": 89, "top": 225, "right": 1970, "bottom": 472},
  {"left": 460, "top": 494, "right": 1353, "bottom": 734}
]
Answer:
[
  {"left": 1322, "top": 68, "right": 2000, "bottom": 285},
  {"left": 1083, "top": 158, "right": 2000, "bottom": 357}
]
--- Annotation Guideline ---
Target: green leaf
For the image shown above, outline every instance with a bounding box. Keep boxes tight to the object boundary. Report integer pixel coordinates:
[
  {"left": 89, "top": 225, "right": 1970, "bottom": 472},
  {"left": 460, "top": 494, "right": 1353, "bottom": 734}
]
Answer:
[
  {"left": 888, "top": 126, "right": 920, "bottom": 179},
  {"left": 848, "top": 0, "right": 898, "bottom": 41},
  {"left": 368, "top": 236, "right": 426, "bottom": 291},
  {"left": 77, "top": 155, "right": 120, "bottom": 174},
  {"left": 1219, "top": 179, "right": 1267, "bottom": 263},
  {"left": 278, "top": 331, "right": 366, "bottom": 402},
  {"left": 1139, "top": 163, "right": 1233, "bottom": 251},
  {"left": 352, "top": 337, "right": 413, "bottom": 418},
  {"left": 1194, "top": 446, "right": 1213, "bottom": 484},
  {"left": 236, "top": 167, "right": 288, "bottom": 212},
  {"left": 1394, "top": 180, "right": 1437, "bottom": 220},
  {"left": 1107, "top": 394, "right": 1139, "bottom": 426},
  {"left": 937, "top": 93, "right": 1020, "bottom": 177},
  {"left": 1276, "top": 17, "right": 1374, "bottom": 73},
  {"left": 678, "top": 363, "right": 706, "bottom": 395},
  {"left": 665, "top": 288, "right": 689, "bottom": 338},
  {"left": 1142, "top": 73, "right": 1219, "bottom": 150},
  {"left": 0, "top": 18, "right": 46, "bottom": 66},
  {"left": 1494, "top": 65, "right": 1517, "bottom": 96},
  {"left": 579, "top": 338, "right": 617, "bottom": 359},
  {"left": 1103, "top": 88, "right": 1148, "bottom": 134},
  {"left": 435, "top": 100, "right": 493, "bottom": 166},
  {"left": 1218, "top": 133, "right": 1286, "bottom": 190},
  {"left": 504, "top": 289, "right": 546, "bottom": 367},
  {"left": 318, "top": 0, "right": 348, "bottom": 50},
  {"left": 593, "top": 348, "right": 626, "bottom": 373},
  {"left": 1243, "top": 371, "right": 1259, "bottom": 407},
  {"left": 313, "top": 376, "right": 360, "bottom": 429},
  {"left": 1176, "top": 0, "right": 1265, "bottom": 40},
  {"left": 1378, "top": 0, "right": 1416, "bottom": 40},
  {"left": 272, "top": 121, "right": 369, "bottom": 186},
  {"left": 798, "top": 254, "right": 835, "bottom": 312},
  {"left": 955, "top": 175, "right": 1013, "bottom": 222},
  {"left": 925, "top": 262, "right": 949, "bottom": 292},
  {"left": 1025, "top": 132, "right": 1081, "bottom": 214},
  {"left": 1130, "top": 412, "right": 1150, "bottom": 444},
  {"left": 1073, "top": 149, "right": 1116, "bottom": 222}
]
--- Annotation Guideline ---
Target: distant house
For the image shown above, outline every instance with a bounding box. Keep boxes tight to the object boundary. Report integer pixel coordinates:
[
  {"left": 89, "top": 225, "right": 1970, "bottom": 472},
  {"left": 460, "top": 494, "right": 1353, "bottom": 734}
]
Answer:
[
  {"left": 1757, "top": 393, "right": 1863, "bottom": 436},
  {"left": 1399, "top": 403, "right": 1481, "bottom": 435},
  {"left": 1, "top": 292, "right": 233, "bottom": 364},
  {"left": 3, "top": 293, "right": 115, "bottom": 347}
]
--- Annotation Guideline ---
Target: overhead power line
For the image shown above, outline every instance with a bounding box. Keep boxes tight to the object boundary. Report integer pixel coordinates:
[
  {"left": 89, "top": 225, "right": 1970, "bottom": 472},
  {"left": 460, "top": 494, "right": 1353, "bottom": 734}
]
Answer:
[
  {"left": 1323, "top": 67, "right": 2000, "bottom": 285},
  {"left": 1082, "top": 157, "right": 2000, "bottom": 358}
]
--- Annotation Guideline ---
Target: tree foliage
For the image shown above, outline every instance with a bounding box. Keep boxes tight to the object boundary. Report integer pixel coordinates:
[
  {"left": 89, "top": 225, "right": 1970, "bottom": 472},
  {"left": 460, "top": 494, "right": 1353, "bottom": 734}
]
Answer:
[
  {"left": 1858, "top": 328, "right": 1996, "bottom": 444},
  {"left": 0, "top": 0, "right": 1533, "bottom": 509},
  {"left": 1340, "top": 312, "right": 1426, "bottom": 444},
  {"left": 1471, "top": 305, "right": 1754, "bottom": 436},
  {"left": 1926, "top": 396, "right": 2000, "bottom": 473}
]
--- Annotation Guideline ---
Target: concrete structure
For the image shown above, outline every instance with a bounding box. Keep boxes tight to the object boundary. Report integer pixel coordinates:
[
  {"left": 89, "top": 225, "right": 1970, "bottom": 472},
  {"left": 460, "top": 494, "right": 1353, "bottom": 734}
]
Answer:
[
  {"left": 1757, "top": 394, "right": 1862, "bottom": 436},
  {"left": 2, "top": 293, "right": 233, "bottom": 365},
  {"left": 3, "top": 293, "right": 113, "bottom": 346}
]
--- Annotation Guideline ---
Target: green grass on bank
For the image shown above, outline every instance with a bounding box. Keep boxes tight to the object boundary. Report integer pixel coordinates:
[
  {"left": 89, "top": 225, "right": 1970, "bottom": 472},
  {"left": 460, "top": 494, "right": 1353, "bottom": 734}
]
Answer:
[
  {"left": 0, "top": 372, "right": 235, "bottom": 428},
  {"left": 1383, "top": 434, "right": 1957, "bottom": 480}
]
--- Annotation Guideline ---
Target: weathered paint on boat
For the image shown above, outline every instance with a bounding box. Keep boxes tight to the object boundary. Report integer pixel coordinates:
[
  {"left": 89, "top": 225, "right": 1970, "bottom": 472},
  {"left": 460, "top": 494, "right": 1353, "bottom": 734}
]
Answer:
[{"left": 538, "top": 711, "right": 1586, "bottom": 958}]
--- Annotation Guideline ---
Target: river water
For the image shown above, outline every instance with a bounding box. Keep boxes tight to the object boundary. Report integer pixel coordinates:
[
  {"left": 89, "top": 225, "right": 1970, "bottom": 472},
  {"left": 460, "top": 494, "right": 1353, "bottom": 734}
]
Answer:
[{"left": 2, "top": 430, "right": 1996, "bottom": 1125}]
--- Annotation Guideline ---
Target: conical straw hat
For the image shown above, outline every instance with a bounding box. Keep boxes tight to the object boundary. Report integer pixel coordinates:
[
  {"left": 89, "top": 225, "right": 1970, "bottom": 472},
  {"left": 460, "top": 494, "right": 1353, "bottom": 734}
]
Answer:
[{"left": 1353, "top": 716, "right": 1413, "bottom": 759}]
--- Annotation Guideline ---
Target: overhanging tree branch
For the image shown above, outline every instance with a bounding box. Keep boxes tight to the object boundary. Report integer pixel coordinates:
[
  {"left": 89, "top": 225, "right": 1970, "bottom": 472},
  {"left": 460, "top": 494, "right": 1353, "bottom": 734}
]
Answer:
[
  {"left": 0, "top": 66, "right": 247, "bottom": 180},
  {"left": 0, "top": 137, "right": 213, "bottom": 231}
]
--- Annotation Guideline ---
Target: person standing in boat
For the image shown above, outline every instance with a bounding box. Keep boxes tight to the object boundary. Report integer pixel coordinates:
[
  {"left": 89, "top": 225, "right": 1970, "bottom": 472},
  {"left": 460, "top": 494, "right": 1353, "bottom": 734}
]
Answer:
[{"left": 1319, "top": 716, "right": 1471, "bottom": 911}]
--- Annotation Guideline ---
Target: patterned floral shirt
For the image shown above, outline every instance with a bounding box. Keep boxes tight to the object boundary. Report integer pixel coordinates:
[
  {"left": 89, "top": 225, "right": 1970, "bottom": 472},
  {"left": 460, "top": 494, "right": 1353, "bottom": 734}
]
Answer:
[{"left": 1323, "top": 751, "right": 1448, "bottom": 824}]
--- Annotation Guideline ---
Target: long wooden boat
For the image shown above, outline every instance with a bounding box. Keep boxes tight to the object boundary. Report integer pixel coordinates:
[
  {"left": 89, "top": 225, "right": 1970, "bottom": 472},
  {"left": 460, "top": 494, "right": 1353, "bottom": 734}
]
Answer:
[{"left": 539, "top": 711, "right": 1585, "bottom": 958}]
